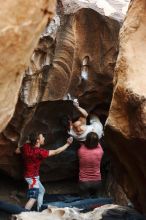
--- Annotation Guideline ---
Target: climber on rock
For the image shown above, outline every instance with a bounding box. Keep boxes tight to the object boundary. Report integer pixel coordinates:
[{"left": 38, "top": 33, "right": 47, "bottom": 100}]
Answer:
[
  {"left": 68, "top": 99, "right": 103, "bottom": 142},
  {"left": 15, "top": 133, "right": 73, "bottom": 211}
]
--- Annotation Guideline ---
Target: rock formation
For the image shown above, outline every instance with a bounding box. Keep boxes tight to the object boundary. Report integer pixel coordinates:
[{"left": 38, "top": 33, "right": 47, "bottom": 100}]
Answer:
[
  {"left": 0, "top": 6, "right": 120, "bottom": 182},
  {"left": 13, "top": 204, "right": 145, "bottom": 220},
  {"left": 105, "top": 0, "right": 146, "bottom": 214},
  {"left": 62, "top": 0, "right": 130, "bottom": 22},
  {"left": 20, "top": 7, "right": 120, "bottom": 114},
  {"left": 4, "top": 0, "right": 146, "bottom": 215},
  {"left": 0, "top": 0, "right": 56, "bottom": 132}
]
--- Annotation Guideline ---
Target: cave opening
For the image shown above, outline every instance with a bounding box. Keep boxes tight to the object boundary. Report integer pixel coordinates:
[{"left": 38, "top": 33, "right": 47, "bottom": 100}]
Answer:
[{"left": 0, "top": 99, "right": 127, "bottom": 213}]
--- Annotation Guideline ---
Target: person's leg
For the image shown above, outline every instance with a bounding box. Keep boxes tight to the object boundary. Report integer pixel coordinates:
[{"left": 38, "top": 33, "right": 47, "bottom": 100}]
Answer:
[
  {"left": 25, "top": 198, "right": 36, "bottom": 210},
  {"left": 89, "top": 181, "right": 102, "bottom": 197},
  {"left": 79, "top": 181, "right": 90, "bottom": 198},
  {"left": 25, "top": 177, "right": 39, "bottom": 210},
  {"left": 37, "top": 177, "right": 45, "bottom": 211}
]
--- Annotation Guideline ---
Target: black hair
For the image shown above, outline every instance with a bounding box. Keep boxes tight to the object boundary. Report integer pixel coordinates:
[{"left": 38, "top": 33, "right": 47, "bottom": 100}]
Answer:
[
  {"left": 85, "top": 132, "right": 99, "bottom": 149},
  {"left": 27, "top": 132, "right": 38, "bottom": 146},
  {"left": 72, "top": 116, "right": 80, "bottom": 123}
]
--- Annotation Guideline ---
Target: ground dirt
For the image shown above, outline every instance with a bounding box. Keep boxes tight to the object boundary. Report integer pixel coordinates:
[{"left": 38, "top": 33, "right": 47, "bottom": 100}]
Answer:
[{"left": 0, "top": 173, "right": 78, "bottom": 208}]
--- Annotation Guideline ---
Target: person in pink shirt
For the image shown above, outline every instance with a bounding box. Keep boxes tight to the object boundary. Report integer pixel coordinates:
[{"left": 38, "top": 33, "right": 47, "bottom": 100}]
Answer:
[{"left": 78, "top": 132, "right": 104, "bottom": 197}]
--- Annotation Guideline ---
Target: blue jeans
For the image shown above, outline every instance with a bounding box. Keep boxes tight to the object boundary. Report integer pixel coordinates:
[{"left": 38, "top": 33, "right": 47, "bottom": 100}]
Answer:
[
  {"left": 25, "top": 176, "right": 45, "bottom": 211},
  {"left": 0, "top": 200, "right": 26, "bottom": 214},
  {"left": 42, "top": 197, "right": 113, "bottom": 211}
]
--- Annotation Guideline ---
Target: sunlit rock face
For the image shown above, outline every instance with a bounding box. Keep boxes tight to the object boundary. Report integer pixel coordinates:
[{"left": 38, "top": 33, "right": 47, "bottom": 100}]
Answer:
[
  {"left": 20, "top": 15, "right": 60, "bottom": 106},
  {"left": 62, "top": 0, "right": 130, "bottom": 22},
  {"left": 0, "top": 0, "right": 56, "bottom": 132},
  {"left": 20, "top": 8, "right": 120, "bottom": 118},
  {"left": 105, "top": 0, "right": 146, "bottom": 214},
  {"left": 20, "top": 13, "right": 75, "bottom": 105}
]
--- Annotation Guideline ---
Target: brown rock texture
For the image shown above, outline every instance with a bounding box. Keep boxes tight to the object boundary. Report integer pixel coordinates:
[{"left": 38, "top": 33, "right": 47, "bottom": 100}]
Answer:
[
  {"left": 21, "top": 8, "right": 120, "bottom": 118},
  {"left": 105, "top": 0, "right": 146, "bottom": 214},
  {"left": 62, "top": 0, "right": 130, "bottom": 22},
  {"left": 69, "top": 8, "right": 120, "bottom": 117},
  {"left": 0, "top": 0, "right": 56, "bottom": 132},
  {"left": 0, "top": 7, "right": 120, "bottom": 182}
]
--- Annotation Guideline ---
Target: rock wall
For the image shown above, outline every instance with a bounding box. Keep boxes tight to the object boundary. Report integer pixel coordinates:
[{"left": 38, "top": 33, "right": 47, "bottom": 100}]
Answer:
[
  {"left": 0, "top": 0, "right": 56, "bottom": 132},
  {"left": 62, "top": 0, "right": 130, "bottom": 22},
  {"left": 105, "top": 0, "right": 146, "bottom": 214},
  {"left": 20, "top": 8, "right": 120, "bottom": 115},
  {"left": 0, "top": 7, "right": 120, "bottom": 181},
  {"left": 69, "top": 8, "right": 119, "bottom": 117},
  {"left": 2, "top": 0, "right": 146, "bottom": 215}
]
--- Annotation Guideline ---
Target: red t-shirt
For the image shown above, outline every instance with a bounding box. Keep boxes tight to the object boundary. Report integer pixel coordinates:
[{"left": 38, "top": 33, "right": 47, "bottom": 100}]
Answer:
[
  {"left": 22, "top": 144, "right": 49, "bottom": 178},
  {"left": 78, "top": 144, "right": 103, "bottom": 182}
]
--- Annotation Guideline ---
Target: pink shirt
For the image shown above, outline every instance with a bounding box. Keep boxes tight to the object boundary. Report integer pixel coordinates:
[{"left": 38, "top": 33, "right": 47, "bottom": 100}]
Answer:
[{"left": 78, "top": 144, "right": 103, "bottom": 182}]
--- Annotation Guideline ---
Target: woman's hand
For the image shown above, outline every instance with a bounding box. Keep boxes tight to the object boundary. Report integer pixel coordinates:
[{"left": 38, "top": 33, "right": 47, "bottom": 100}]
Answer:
[{"left": 67, "top": 137, "right": 73, "bottom": 145}]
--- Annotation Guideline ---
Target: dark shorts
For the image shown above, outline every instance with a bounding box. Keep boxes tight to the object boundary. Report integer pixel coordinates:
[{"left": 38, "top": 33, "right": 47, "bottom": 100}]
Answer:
[
  {"left": 27, "top": 188, "right": 39, "bottom": 199},
  {"left": 79, "top": 180, "right": 102, "bottom": 198}
]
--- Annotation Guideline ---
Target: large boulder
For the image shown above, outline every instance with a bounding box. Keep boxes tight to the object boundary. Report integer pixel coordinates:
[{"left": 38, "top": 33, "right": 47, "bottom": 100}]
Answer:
[
  {"left": 0, "top": 0, "right": 56, "bottom": 132},
  {"left": 105, "top": 0, "right": 146, "bottom": 214}
]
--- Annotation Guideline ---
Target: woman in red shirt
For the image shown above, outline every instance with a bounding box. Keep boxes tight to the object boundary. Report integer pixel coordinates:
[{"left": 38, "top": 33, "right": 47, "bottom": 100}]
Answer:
[
  {"left": 78, "top": 132, "right": 104, "bottom": 198},
  {"left": 15, "top": 133, "right": 73, "bottom": 211}
]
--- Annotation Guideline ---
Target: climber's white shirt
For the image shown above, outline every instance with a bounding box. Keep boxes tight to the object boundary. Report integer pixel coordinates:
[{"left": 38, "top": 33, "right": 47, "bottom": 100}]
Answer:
[{"left": 69, "top": 116, "right": 103, "bottom": 141}]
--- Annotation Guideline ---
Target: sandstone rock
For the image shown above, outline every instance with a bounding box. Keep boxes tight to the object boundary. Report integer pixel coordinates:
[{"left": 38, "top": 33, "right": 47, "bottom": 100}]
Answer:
[
  {"left": 20, "top": 15, "right": 60, "bottom": 107},
  {"left": 1, "top": 0, "right": 146, "bottom": 216},
  {"left": 69, "top": 8, "right": 120, "bottom": 118},
  {"left": 0, "top": 7, "right": 120, "bottom": 181},
  {"left": 0, "top": 0, "right": 124, "bottom": 208},
  {"left": 105, "top": 0, "right": 146, "bottom": 214},
  {"left": 13, "top": 204, "right": 145, "bottom": 220},
  {"left": 0, "top": 0, "right": 56, "bottom": 132},
  {"left": 20, "top": 8, "right": 120, "bottom": 119},
  {"left": 62, "top": 0, "right": 130, "bottom": 22}
]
